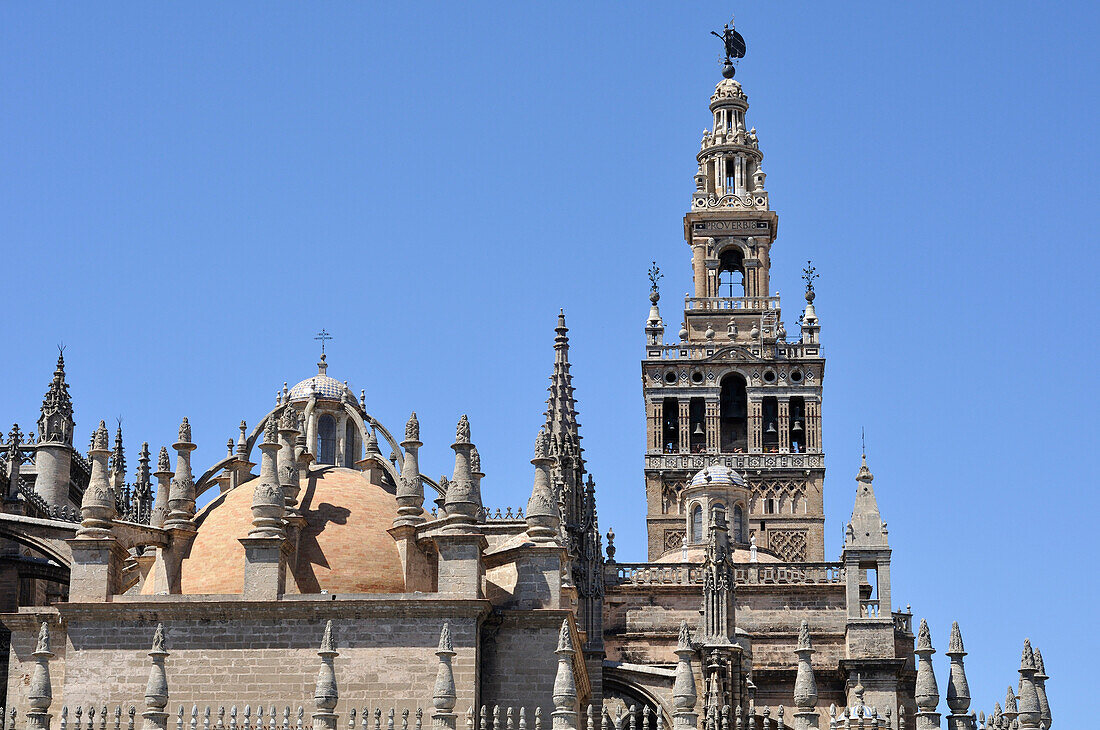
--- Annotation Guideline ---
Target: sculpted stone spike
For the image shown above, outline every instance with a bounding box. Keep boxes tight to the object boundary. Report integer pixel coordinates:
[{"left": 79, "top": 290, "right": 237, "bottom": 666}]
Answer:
[
  {"left": 525, "top": 425, "right": 559, "bottom": 542},
  {"left": 405, "top": 412, "right": 420, "bottom": 442},
  {"left": 946, "top": 622, "right": 971, "bottom": 717},
  {"left": 1020, "top": 640, "right": 1035, "bottom": 671},
  {"left": 93, "top": 421, "right": 109, "bottom": 451},
  {"left": 143, "top": 623, "right": 170, "bottom": 730},
  {"left": 551, "top": 620, "right": 577, "bottom": 730},
  {"left": 798, "top": 619, "right": 812, "bottom": 651},
  {"left": 28, "top": 620, "right": 54, "bottom": 725},
  {"left": 672, "top": 620, "right": 697, "bottom": 725},
  {"left": 1016, "top": 640, "right": 1041, "bottom": 728},
  {"left": 264, "top": 419, "right": 278, "bottom": 444},
  {"left": 793, "top": 620, "right": 818, "bottom": 712},
  {"left": 158, "top": 447, "right": 171, "bottom": 473},
  {"left": 314, "top": 620, "right": 339, "bottom": 717},
  {"left": 249, "top": 424, "right": 285, "bottom": 540},
  {"left": 78, "top": 421, "right": 116, "bottom": 538},
  {"left": 278, "top": 405, "right": 299, "bottom": 432},
  {"left": 914, "top": 619, "right": 940, "bottom": 714},
  {"left": 469, "top": 446, "right": 481, "bottom": 475},
  {"left": 1032, "top": 649, "right": 1051, "bottom": 730},
  {"left": 433, "top": 623, "right": 457, "bottom": 714},
  {"left": 178, "top": 418, "right": 191, "bottom": 443},
  {"left": 455, "top": 415, "right": 470, "bottom": 445}
]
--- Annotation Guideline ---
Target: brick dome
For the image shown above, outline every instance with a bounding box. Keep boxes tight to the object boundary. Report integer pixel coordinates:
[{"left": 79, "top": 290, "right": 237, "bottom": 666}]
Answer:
[{"left": 174, "top": 466, "right": 410, "bottom": 595}]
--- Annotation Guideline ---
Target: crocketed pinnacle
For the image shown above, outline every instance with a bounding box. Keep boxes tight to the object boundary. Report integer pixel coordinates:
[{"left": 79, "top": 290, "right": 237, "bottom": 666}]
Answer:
[
  {"left": 544, "top": 310, "right": 582, "bottom": 458},
  {"left": 946, "top": 622, "right": 971, "bottom": 716},
  {"left": 793, "top": 620, "right": 817, "bottom": 711},
  {"left": 314, "top": 620, "right": 338, "bottom": 713},
  {"left": 38, "top": 349, "right": 74, "bottom": 445},
  {"left": 78, "top": 420, "right": 116, "bottom": 538},
  {"left": 433, "top": 623, "right": 456, "bottom": 713}
]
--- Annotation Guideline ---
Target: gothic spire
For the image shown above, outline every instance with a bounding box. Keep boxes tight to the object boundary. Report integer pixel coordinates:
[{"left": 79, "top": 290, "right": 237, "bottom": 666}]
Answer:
[
  {"left": 38, "top": 348, "right": 74, "bottom": 445},
  {"left": 545, "top": 310, "right": 582, "bottom": 454}
]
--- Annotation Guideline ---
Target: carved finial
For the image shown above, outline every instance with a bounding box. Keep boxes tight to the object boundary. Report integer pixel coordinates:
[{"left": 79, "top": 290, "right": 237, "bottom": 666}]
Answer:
[
  {"left": 178, "top": 418, "right": 191, "bottom": 444},
  {"left": 1021, "top": 639, "right": 1035, "bottom": 671},
  {"left": 157, "top": 447, "right": 171, "bottom": 472},
  {"left": 92, "top": 420, "right": 109, "bottom": 452},
  {"left": 263, "top": 419, "right": 278, "bottom": 445},
  {"left": 278, "top": 405, "right": 299, "bottom": 432},
  {"left": 534, "top": 427, "right": 550, "bottom": 460},
  {"left": 35, "top": 621, "right": 50, "bottom": 654},
  {"left": 319, "top": 620, "right": 334, "bottom": 654},
  {"left": 433, "top": 623, "right": 456, "bottom": 714},
  {"left": 677, "top": 620, "right": 691, "bottom": 652},
  {"left": 469, "top": 445, "right": 482, "bottom": 475},
  {"left": 405, "top": 412, "right": 420, "bottom": 442},
  {"left": 948, "top": 622, "right": 965, "bottom": 655},
  {"left": 455, "top": 415, "right": 470, "bottom": 444},
  {"left": 437, "top": 622, "right": 453, "bottom": 654},
  {"left": 152, "top": 623, "right": 166, "bottom": 653},
  {"left": 798, "top": 620, "right": 812, "bottom": 651}
]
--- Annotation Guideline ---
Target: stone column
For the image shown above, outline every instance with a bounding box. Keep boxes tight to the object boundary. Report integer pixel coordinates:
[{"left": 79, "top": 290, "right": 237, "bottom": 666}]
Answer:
[
  {"left": 672, "top": 621, "right": 698, "bottom": 730},
  {"left": 705, "top": 401, "right": 719, "bottom": 453},
  {"left": 142, "top": 625, "right": 169, "bottom": 730},
  {"left": 777, "top": 401, "right": 790, "bottom": 453},
  {"left": 678, "top": 401, "right": 690, "bottom": 454},
  {"left": 748, "top": 401, "right": 762, "bottom": 453},
  {"left": 692, "top": 243, "right": 708, "bottom": 299}
]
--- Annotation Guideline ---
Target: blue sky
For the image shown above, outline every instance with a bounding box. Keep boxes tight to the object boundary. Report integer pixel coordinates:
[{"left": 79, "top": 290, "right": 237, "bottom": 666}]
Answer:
[{"left": 1, "top": 1, "right": 1095, "bottom": 721}]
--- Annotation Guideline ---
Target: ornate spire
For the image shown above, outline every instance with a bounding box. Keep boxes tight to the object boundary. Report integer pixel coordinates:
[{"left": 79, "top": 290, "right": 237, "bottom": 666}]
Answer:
[
  {"left": 78, "top": 420, "right": 116, "bottom": 538},
  {"left": 946, "top": 622, "right": 971, "bottom": 718},
  {"left": 525, "top": 426, "right": 560, "bottom": 542},
  {"left": 443, "top": 415, "right": 481, "bottom": 527},
  {"left": 793, "top": 620, "right": 818, "bottom": 711},
  {"left": 133, "top": 442, "right": 153, "bottom": 524},
  {"left": 1016, "top": 640, "right": 1041, "bottom": 729},
  {"left": 1032, "top": 649, "right": 1051, "bottom": 730},
  {"left": 164, "top": 418, "right": 197, "bottom": 532},
  {"left": 551, "top": 620, "right": 578, "bottom": 730},
  {"left": 38, "top": 348, "right": 74, "bottom": 446},
  {"left": 5, "top": 424, "right": 23, "bottom": 500},
  {"left": 150, "top": 446, "right": 172, "bottom": 528},
  {"left": 395, "top": 412, "right": 425, "bottom": 526},
  {"left": 110, "top": 421, "right": 126, "bottom": 487},
  {"left": 914, "top": 620, "right": 940, "bottom": 718},
  {"left": 276, "top": 405, "right": 301, "bottom": 514},
  {"left": 249, "top": 420, "right": 285, "bottom": 539}
]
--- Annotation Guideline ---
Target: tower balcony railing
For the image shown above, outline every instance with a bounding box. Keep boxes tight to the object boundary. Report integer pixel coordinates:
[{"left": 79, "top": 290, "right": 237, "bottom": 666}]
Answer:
[
  {"left": 645, "top": 339, "right": 822, "bottom": 360},
  {"left": 685, "top": 295, "right": 780, "bottom": 312}
]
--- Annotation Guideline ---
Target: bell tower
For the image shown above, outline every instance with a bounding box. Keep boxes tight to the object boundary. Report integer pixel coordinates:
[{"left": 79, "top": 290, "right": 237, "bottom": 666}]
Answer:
[{"left": 642, "top": 24, "right": 826, "bottom": 562}]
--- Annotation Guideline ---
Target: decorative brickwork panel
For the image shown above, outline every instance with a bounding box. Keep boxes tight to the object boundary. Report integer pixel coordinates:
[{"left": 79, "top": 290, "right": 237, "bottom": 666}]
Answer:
[
  {"left": 769, "top": 530, "right": 808, "bottom": 562},
  {"left": 663, "top": 530, "right": 685, "bottom": 551}
]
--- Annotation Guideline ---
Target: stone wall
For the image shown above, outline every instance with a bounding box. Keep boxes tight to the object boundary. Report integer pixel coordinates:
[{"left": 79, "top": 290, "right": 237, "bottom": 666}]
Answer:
[{"left": 3, "top": 597, "right": 490, "bottom": 721}]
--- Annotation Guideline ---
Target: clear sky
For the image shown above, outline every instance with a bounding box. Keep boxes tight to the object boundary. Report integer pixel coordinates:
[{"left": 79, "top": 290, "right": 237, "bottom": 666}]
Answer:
[{"left": 1, "top": 1, "right": 1095, "bottom": 722}]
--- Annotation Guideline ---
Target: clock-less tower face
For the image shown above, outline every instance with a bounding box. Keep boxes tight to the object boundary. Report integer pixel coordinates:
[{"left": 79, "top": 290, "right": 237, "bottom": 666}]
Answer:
[{"left": 641, "top": 76, "right": 826, "bottom": 563}]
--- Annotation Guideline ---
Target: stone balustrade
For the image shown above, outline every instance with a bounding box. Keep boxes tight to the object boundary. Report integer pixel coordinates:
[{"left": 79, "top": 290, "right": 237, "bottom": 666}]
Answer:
[
  {"left": 684, "top": 296, "right": 780, "bottom": 313},
  {"left": 607, "top": 562, "right": 845, "bottom": 588}
]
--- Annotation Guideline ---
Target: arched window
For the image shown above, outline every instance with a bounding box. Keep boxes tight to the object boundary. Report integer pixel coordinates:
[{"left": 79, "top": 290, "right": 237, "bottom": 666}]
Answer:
[
  {"left": 344, "top": 420, "right": 359, "bottom": 466},
  {"left": 712, "top": 502, "right": 726, "bottom": 530},
  {"left": 317, "top": 415, "right": 337, "bottom": 465},
  {"left": 691, "top": 504, "right": 704, "bottom": 544},
  {"left": 733, "top": 505, "right": 745, "bottom": 543}
]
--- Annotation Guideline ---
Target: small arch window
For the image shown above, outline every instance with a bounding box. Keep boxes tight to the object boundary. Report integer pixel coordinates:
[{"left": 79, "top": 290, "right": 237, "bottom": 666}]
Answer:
[
  {"left": 317, "top": 414, "right": 337, "bottom": 465},
  {"left": 733, "top": 505, "right": 745, "bottom": 543},
  {"left": 344, "top": 420, "right": 359, "bottom": 466},
  {"left": 691, "top": 504, "right": 704, "bottom": 544}
]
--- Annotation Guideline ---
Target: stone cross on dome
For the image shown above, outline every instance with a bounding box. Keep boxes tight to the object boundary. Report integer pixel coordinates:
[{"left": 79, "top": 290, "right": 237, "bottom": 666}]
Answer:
[{"left": 314, "top": 329, "right": 333, "bottom": 374}]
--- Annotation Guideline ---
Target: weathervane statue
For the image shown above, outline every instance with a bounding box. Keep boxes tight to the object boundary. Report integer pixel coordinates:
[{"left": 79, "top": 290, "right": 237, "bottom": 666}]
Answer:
[{"left": 711, "top": 16, "right": 746, "bottom": 78}]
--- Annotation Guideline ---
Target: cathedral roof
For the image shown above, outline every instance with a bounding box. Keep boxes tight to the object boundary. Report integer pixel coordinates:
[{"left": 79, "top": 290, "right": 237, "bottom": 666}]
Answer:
[{"left": 170, "top": 466, "right": 416, "bottom": 595}]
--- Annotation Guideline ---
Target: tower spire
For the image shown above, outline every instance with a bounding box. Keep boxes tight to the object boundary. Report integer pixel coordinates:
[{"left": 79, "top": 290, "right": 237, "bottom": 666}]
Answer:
[{"left": 38, "top": 347, "right": 74, "bottom": 445}]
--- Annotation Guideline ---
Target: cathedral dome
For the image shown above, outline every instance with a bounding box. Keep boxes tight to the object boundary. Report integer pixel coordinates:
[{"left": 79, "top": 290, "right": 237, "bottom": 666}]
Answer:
[
  {"left": 287, "top": 374, "right": 347, "bottom": 402},
  {"left": 173, "top": 466, "right": 412, "bottom": 595},
  {"left": 689, "top": 464, "right": 745, "bottom": 489}
]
